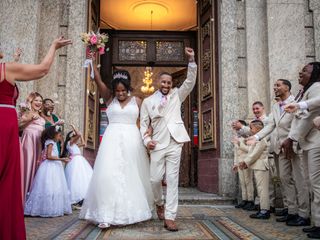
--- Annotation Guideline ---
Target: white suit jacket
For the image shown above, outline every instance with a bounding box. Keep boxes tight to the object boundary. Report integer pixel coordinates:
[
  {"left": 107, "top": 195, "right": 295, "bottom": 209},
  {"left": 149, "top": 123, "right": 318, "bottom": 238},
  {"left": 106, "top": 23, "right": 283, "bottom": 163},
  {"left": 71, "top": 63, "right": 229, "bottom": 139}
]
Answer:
[
  {"left": 257, "top": 95, "right": 296, "bottom": 154},
  {"left": 140, "top": 63, "right": 197, "bottom": 151},
  {"left": 289, "top": 82, "right": 320, "bottom": 150}
]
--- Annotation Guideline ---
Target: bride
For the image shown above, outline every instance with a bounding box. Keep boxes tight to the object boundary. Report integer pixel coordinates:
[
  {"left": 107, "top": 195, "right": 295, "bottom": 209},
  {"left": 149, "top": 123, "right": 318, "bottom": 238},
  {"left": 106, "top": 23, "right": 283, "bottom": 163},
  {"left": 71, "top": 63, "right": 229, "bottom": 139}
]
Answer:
[{"left": 79, "top": 62, "right": 154, "bottom": 228}]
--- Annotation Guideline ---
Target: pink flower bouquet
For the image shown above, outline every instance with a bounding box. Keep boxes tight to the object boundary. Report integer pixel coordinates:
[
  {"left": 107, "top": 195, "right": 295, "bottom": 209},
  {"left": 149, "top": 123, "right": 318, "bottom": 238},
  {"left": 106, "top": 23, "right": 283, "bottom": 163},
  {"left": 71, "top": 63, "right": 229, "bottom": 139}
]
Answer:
[{"left": 81, "top": 30, "right": 108, "bottom": 57}]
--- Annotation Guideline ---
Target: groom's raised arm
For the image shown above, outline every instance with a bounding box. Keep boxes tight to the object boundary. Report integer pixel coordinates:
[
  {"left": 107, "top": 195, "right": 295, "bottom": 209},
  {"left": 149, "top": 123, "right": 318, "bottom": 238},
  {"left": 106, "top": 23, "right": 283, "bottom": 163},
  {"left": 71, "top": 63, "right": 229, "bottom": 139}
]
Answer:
[
  {"left": 178, "top": 48, "right": 197, "bottom": 102},
  {"left": 140, "top": 100, "right": 151, "bottom": 147}
]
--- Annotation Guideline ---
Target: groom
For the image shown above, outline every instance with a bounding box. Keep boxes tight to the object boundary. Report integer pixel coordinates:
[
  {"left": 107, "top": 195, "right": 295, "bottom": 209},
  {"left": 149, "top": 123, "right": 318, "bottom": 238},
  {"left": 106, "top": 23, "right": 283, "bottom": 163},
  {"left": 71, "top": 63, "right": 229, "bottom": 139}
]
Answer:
[{"left": 140, "top": 47, "right": 197, "bottom": 231}]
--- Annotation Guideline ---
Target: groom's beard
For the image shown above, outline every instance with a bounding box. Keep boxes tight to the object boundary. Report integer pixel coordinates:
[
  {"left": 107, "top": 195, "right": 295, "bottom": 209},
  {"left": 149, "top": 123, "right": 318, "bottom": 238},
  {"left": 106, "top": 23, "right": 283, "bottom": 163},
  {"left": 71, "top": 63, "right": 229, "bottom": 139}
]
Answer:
[{"left": 160, "top": 89, "right": 171, "bottom": 95}]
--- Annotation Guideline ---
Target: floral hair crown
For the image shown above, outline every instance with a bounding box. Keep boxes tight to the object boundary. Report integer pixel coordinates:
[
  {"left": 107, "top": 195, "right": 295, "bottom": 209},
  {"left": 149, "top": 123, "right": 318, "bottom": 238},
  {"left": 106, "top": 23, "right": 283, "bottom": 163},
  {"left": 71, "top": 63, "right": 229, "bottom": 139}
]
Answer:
[{"left": 113, "top": 72, "right": 128, "bottom": 80}]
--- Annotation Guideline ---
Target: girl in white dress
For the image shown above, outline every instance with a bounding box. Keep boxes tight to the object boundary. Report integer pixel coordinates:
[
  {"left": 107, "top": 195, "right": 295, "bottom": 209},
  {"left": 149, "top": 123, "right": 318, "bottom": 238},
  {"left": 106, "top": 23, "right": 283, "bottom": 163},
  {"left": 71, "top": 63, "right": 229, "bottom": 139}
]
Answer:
[
  {"left": 79, "top": 63, "right": 154, "bottom": 228},
  {"left": 24, "top": 126, "right": 72, "bottom": 217},
  {"left": 62, "top": 124, "right": 93, "bottom": 206}
]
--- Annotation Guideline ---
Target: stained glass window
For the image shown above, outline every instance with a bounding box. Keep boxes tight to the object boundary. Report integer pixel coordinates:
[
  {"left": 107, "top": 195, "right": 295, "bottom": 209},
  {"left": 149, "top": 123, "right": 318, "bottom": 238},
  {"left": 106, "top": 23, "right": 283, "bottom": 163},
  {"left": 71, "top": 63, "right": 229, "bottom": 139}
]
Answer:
[
  {"left": 118, "top": 40, "right": 147, "bottom": 61},
  {"left": 156, "top": 41, "right": 184, "bottom": 62}
]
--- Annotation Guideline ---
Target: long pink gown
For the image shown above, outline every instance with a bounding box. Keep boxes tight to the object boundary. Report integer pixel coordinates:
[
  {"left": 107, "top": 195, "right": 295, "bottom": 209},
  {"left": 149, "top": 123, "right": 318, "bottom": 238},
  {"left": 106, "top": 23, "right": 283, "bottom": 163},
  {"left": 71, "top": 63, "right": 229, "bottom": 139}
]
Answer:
[{"left": 21, "top": 116, "right": 45, "bottom": 198}]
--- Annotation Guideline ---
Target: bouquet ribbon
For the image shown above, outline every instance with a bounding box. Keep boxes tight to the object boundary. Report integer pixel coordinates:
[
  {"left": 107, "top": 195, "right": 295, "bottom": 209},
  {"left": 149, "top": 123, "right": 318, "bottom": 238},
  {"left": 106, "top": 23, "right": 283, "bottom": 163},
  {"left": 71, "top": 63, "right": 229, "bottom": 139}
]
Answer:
[{"left": 83, "top": 59, "right": 94, "bottom": 79}]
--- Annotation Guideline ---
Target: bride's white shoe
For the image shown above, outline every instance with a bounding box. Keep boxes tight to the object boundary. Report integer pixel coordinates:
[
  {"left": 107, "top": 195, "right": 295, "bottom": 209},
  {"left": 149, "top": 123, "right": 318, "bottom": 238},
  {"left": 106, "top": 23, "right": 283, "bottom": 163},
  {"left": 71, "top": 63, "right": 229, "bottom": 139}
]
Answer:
[{"left": 98, "top": 223, "right": 110, "bottom": 229}]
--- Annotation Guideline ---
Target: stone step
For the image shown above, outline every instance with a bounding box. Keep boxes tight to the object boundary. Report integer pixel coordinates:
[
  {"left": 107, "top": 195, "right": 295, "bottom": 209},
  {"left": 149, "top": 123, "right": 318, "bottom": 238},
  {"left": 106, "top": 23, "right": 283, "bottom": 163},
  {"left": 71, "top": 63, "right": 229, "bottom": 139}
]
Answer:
[{"left": 177, "top": 187, "right": 235, "bottom": 206}]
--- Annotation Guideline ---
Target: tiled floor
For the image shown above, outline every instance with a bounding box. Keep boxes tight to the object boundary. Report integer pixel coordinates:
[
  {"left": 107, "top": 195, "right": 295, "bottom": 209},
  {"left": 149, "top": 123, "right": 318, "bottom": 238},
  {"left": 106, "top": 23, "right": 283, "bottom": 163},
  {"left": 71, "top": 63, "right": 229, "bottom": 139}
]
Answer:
[{"left": 25, "top": 205, "right": 310, "bottom": 240}]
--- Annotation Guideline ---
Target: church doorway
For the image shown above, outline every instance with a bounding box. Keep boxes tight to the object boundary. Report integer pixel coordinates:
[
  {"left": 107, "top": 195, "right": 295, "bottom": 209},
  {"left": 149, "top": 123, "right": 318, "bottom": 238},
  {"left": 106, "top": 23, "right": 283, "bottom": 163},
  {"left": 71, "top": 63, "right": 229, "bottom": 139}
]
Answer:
[{"left": 84, "top": 0, "right": 219, "bottom": 190}]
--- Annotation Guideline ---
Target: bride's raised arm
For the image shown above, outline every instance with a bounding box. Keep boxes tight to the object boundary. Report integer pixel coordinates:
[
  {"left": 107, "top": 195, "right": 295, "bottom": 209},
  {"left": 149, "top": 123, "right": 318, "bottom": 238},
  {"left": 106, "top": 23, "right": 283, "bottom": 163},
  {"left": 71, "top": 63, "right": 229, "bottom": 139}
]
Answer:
[{"left": 92, "top": 63, "right": 112, "bottom": 102}]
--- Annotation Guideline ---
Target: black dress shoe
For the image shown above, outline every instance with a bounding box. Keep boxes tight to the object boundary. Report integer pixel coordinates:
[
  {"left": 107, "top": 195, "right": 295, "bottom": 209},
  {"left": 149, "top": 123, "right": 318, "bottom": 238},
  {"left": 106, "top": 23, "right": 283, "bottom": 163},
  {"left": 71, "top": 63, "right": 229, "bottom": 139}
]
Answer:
[
  {"left": 276, "top": 214, "right": 297, "bottom": 223},
  {"left": 270, "top": 206, "right": 276, "bottom": 213},
  {"left": 275, "top": 208, "right": 288, "bottom": 217},
  {"left": 244, "top": 203, "right": 259, "bottom": 211},
  {"left": 250, "top": 211, "right": 270, "bottom": 219},
  {"left": 242, "top": 201, "right": 254, "bottom": 210},
  {"left": 303, "top": 226, "right": 320, "bottom": 233},
  {"left": 286, "top": 216, "right": 311, "bottom": 226},
  {"left": 307, "top": 230, "right": 320, "bottom": 239},
  {"left": 235, "top": 200, "right": 247, "bottom": 208}
]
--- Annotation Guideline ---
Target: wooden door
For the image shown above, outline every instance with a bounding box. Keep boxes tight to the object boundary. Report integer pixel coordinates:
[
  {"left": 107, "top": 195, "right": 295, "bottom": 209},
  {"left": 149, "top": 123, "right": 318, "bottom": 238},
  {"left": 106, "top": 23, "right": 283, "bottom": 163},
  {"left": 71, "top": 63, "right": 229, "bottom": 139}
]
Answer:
[{"left": 83, "top": 0, "right": 100, "bottom": 163}]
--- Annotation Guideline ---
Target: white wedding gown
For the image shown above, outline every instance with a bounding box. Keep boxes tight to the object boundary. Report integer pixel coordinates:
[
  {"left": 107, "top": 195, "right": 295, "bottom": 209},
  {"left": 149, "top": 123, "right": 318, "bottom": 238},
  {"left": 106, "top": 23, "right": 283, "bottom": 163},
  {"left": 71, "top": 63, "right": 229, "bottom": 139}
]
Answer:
[{"left": 79, "top": 97, "right": 153, "bottom": 225}]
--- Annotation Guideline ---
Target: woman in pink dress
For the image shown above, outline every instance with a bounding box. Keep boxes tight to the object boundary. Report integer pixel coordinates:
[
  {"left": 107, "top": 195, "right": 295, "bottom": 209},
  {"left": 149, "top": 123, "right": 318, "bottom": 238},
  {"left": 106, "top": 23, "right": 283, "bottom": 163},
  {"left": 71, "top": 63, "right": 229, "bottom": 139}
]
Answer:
[
  {"left": 20, "top": 92, "right": 45, "bottom": 199},
  {"left": 0, "top": 37, "right": 71, "bottom": 240}
]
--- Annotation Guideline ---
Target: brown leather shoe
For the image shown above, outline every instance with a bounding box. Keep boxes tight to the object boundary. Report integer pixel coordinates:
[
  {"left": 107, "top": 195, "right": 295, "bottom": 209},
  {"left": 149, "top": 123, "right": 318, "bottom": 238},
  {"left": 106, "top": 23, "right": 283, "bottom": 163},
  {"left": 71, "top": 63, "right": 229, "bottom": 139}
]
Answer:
[
  {"left": 164, "top": 219, "right": 178, "bottom": 231},
  {"left": 156, "top": 205, "right": 165, "bottom": 220}
]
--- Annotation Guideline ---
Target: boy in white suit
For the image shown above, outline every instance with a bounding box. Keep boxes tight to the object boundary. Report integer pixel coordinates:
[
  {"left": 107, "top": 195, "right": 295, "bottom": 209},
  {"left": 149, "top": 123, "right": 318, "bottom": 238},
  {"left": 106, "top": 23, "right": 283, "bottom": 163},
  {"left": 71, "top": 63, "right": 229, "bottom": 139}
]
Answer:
[
  {"left": 140, "top": 47, "right": 197, "bottom": 231},
  {"left": 239, "top": 120, "right": 270, "bottom": 219},
  {"left": 233, "top": 120, "right": 255, "bottom": 210}
]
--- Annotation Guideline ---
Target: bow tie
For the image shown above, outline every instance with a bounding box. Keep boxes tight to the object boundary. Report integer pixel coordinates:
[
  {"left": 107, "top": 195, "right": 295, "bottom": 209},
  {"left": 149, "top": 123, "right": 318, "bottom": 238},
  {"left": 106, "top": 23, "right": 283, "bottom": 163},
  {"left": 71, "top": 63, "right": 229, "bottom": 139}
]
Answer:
[{"left": 279, "top": 102, "right": 285, "bottom": 107}]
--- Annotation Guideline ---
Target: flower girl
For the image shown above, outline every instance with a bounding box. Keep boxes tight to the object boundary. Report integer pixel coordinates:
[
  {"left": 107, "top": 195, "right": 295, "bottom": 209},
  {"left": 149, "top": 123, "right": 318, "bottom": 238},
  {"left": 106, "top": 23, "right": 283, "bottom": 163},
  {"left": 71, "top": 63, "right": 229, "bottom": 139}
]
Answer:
[
  {"left": 62, "top": 125, "right": 93, "bottom": 208},
  {"left": 24, "top": 126, "right": 72, "bottom": 217}
]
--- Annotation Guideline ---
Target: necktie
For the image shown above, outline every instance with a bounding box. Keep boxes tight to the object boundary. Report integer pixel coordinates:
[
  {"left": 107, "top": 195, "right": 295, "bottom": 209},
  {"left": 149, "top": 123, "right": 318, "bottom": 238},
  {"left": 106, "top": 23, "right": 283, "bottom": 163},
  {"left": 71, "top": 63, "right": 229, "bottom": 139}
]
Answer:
[{"left": 160, "top": 95, "right": 168, "bottom": 107}]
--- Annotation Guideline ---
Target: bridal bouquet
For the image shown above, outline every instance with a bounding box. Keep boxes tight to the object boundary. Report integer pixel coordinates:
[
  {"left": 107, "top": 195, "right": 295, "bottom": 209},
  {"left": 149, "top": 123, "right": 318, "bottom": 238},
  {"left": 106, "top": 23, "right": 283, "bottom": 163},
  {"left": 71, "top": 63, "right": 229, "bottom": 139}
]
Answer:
[{"left": 81, "top": 30, "right": 109, "bottom": 78}]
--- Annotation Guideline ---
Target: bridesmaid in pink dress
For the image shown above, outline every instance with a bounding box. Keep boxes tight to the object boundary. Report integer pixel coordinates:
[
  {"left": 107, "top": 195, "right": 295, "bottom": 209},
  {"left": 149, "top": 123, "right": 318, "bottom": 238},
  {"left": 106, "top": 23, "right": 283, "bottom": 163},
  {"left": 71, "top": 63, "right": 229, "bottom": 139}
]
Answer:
[{"left": 20, "top": 92, "right": 45, "bottom": 198}]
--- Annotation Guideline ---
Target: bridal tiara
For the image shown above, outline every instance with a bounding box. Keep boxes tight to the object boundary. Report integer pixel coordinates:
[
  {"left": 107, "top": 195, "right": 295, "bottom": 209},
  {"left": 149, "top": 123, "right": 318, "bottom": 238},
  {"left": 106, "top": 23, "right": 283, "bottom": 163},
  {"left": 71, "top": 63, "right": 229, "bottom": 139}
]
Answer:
[{"left": 113, "top": 72, "right": 128, "bottom": 80}]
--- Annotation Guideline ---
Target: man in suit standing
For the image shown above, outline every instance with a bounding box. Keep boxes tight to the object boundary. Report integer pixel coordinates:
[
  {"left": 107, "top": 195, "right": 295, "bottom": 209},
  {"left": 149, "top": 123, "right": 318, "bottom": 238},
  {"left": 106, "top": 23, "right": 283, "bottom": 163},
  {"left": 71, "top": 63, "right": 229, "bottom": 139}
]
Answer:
[
  {"left": 247, "top": 79, "right": 310, "bottom": 226},
  {"left": 282, "top": 62, "right": 320, "bottom": 239},
  {"left": 140, "top": 47, "right": 197, "bottom": 232}
]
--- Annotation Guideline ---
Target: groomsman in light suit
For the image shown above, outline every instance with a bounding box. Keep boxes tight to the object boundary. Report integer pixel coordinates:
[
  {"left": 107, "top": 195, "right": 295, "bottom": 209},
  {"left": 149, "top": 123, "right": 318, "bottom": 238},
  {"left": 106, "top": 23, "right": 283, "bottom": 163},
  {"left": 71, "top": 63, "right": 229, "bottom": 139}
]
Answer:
[
  {"left": 247, "top": 79, "right": 310, "bottom": 226},
  {"left": 140, "top": 47, "right": 197, "bottom": 232},
  {"left": 282, "top": 62, "right": 320, "bottom": 239}
]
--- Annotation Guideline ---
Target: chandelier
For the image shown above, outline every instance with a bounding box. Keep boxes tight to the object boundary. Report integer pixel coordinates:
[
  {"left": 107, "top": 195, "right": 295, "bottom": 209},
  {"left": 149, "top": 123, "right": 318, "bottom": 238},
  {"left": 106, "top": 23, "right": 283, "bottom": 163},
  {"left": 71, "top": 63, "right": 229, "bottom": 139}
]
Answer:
[{"left": 141, "top": 66, "right": 155, "bottom": 94}]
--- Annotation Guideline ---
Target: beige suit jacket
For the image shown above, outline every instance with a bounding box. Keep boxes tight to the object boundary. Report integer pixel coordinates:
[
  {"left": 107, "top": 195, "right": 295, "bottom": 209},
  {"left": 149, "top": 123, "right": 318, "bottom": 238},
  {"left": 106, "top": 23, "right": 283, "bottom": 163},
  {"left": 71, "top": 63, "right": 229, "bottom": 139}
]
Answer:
[
  {"left": 243, "top": 138, "right": 269, "bottom": 171},
  {"left": 140, "top": 63, "right": 197, "bottom": 151},
  {"left": 289, "top": 82, "right": 320, "bottom": 150},
  {"left": 257, "top": 95, "right": 295, "bottom": 154},
  {"left": 234, "top": 138, "right": 248, "bottom": 165}
]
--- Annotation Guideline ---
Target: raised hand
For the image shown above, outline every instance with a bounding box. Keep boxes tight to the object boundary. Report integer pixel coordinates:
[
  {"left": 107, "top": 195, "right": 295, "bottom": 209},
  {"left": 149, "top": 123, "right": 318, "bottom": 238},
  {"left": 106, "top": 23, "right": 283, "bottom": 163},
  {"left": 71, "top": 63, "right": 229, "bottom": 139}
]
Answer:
[
  {"left": 53, "top": 36, "right": 72, "bottom": 50},
  {"left": 185, "top": 47, "right": 195, "bottom": 62},
  {"left": 284, "top": 103, "right": 299, "bottom": 113},
  {"left": 232, "top": 120, "right": 243, "bottom": 131},
  {"left": 13, "top": 48, "right": 22, "bottom": 62}
]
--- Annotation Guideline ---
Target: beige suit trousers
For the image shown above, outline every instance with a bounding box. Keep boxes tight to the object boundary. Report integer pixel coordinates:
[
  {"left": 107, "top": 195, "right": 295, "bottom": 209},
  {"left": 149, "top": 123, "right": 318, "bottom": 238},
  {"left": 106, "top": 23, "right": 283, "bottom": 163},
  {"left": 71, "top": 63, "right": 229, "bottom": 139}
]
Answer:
[
  {"left": 238, "top": 168, "right": 254, "bottom": 201},
  {"left": 150, "top": 138, "right": 183, "bottom": 220},
  {"left": 278, "top": 152, "right": 310, "bottom": 217},
  {"left": 273, "top": 154, "right": 288, "bottom": 208},
  {"left": 255, "top": 157, "right": 277, "bottom": 207},
  {"left": 254, "top": 169, "right": 270, "bottom": 210},
  {"left": 304, "top": 148, "right": 320, "bottom": 226}
]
